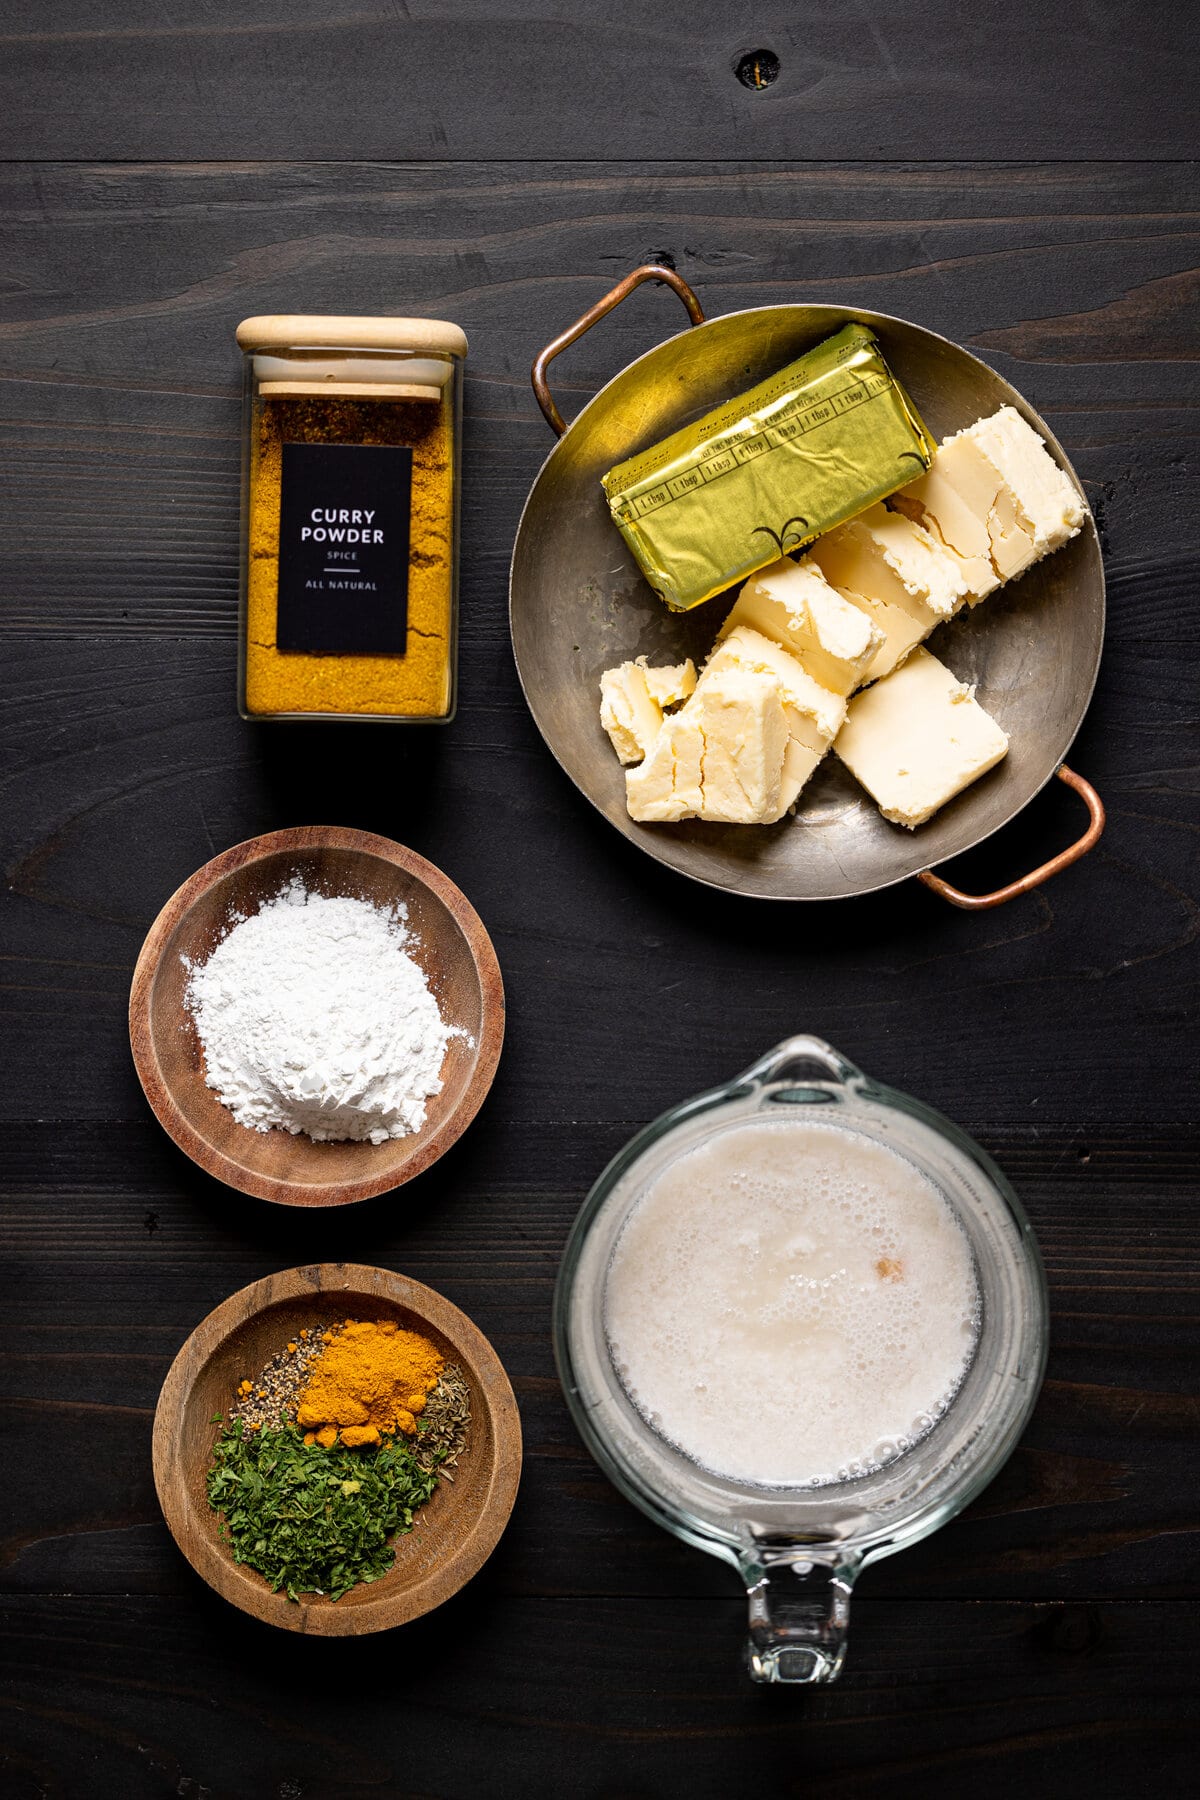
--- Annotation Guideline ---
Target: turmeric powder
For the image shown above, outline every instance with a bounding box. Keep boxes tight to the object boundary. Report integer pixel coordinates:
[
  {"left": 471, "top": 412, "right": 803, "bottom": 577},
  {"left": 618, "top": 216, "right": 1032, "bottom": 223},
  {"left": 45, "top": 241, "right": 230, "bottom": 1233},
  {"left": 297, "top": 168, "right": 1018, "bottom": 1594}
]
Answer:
[
  {"left": 243, "top": 393, "right": 455, "bottom": 718},
  {"left": 295, "top": 1318, "right": 444, "bottom": 1448}
]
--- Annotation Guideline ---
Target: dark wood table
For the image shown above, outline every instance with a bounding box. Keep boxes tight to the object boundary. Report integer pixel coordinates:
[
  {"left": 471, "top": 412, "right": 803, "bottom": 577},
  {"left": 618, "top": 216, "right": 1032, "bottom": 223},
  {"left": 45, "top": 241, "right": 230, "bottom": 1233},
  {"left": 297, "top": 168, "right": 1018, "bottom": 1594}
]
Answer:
[{"left": 1, "top": 6, "right": 1196, "bottom": 1794}]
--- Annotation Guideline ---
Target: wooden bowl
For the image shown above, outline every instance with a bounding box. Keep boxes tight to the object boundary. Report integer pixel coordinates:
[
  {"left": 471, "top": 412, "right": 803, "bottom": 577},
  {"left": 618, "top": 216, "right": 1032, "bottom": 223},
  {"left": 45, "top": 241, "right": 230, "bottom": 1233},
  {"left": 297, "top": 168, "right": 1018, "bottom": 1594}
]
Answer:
[
  {"left": 153, "top": 1264, "right": 522, "bottom": 1634},
  {"left": 129, "top": 827, "right": 504, "bottom": 1207}
]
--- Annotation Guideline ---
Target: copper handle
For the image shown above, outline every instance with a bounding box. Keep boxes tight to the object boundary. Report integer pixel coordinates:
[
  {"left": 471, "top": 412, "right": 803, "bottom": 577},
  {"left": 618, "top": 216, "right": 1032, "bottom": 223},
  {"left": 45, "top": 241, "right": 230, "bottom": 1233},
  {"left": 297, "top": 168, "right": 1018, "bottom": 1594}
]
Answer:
[
  {"left": 531, "top": 264, "right": 705, "bottom": 437},
  {"left": 918, "top": 765, "right": 1105, "bottom": 911}
]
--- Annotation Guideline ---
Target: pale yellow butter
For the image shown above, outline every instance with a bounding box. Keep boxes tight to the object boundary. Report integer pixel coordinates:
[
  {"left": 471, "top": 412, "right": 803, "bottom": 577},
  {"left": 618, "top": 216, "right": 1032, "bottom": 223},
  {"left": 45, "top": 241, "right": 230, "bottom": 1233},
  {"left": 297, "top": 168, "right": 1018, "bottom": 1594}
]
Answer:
[
  {"left": 625, "top": 667, "right": 789, "bottom": 825},
  {"left": 638, "top": 656, "right": 696, "bottom": 709},
  {"left": 816, "top": 503, "right": 968, "bottom": 621},
  {"left": 835, "top": 647, "right": 1009, "bottom": 828},
  {"left": 698, "top": 625, "right": 845, "bottom": 813},
  {"left": 720, "top": 557, "right": 883, "bottom": 696},
  {"left": 970, "top": 407, "right": 1085, "bottom": 558},
  {"left": 599, "top": 661, "right": 663, "bottom": 764},
  {"left": 890, "top": 405, "right": 1084, "bottom": 598},
  {"left": 599, "top": 657, "right": 697, "bottom": 764},
  {"left": 702, "top": 625, "right": 846, "bottom": 742},
  {"left": 624, "top": 707, "right": 705, "bottom": 821},
  {"left": 888, "top": 437, "right": 1005, "bottom": 600},
  {"left": 692, "top": 669, "right": 790, "bottom": 824},
  {"left": 808, "top": 512, "right": 944, "bottom": 684}
]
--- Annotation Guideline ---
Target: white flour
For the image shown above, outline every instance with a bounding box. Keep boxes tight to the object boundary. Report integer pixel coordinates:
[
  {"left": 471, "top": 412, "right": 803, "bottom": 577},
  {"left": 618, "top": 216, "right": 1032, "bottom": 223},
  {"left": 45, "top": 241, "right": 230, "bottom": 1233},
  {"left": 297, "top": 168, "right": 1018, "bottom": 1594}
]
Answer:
[{"left": 183, "top": 877, "right": 463, "bottom": 1144}]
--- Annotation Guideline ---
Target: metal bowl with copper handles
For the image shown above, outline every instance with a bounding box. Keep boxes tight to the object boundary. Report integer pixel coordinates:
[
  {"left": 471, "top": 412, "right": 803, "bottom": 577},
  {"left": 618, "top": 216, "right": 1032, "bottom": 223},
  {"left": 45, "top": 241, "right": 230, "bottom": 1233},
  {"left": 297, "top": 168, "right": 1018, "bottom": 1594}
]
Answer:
[{"left": 509, "top": 265, "right": 1105, "bottom": 907}]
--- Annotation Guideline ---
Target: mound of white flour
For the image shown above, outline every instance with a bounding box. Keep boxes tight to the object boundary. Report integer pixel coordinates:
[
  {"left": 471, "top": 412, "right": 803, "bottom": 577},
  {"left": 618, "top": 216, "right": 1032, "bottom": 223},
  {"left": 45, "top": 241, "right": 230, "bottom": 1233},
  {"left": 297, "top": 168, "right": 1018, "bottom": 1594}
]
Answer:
[{"left": 184, "top": 878, "right": 462, "bottom": 1144}]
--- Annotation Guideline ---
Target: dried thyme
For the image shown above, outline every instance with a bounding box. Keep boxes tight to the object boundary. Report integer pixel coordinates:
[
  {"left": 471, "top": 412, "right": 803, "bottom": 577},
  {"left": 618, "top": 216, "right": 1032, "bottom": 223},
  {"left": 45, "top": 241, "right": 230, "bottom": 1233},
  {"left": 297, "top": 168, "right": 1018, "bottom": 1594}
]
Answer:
[{"left": 413, "top": 1361, "right": 471, "bottom": 1478}]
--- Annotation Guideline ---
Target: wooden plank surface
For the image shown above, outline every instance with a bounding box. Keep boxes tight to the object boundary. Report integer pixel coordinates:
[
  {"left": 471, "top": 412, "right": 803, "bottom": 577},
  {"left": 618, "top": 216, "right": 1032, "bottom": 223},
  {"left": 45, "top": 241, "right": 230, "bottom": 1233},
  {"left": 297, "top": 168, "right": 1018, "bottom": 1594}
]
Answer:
[
  {"left": 1, "top": 130, "right": 1197, "bottom": 1800},
  {"left": 0, "top": 1596, "right": 1195, "bottom": 1800},
  {"left": 0, "top": 3, "right": 1192, "bottom": 161}
]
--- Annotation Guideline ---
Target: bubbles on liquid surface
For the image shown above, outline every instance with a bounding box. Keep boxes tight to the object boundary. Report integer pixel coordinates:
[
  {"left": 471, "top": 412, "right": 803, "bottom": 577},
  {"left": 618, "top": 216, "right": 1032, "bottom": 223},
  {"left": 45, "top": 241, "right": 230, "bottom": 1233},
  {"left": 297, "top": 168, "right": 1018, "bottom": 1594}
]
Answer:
[{"left": 604, "top": 1117, "right": 980, "bottom": 1488}]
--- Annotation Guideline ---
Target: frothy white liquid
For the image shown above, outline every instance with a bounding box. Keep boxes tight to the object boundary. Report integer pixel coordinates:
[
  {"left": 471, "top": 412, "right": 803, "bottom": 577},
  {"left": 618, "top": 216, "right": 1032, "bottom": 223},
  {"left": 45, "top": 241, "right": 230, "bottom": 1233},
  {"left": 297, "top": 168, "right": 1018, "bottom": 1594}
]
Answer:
[{"left": 604, "top": 1118, "right": 979, "bottom": 1487}]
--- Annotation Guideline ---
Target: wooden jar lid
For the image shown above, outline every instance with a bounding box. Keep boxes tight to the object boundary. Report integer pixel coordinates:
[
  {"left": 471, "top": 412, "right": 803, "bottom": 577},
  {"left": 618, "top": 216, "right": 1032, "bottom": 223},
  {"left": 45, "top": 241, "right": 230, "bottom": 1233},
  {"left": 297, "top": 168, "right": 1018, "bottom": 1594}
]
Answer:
[
  {"left": 236, "top": 314, "right": 468, "bottom": 357},
  {"left": 257, "top": 380, "right": 443, "bottom": 400}
]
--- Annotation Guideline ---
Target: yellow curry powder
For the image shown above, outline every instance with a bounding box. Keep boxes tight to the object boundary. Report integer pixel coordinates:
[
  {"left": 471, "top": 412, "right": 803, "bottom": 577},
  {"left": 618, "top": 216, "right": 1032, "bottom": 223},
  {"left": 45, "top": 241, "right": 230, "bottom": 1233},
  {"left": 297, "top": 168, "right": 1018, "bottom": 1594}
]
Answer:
[
  {"left": 244, "top": 395, "right": 454, "bottom": 718},
  {"left": 295, "top": 1318, "right": 444, "bottom": 1449}
]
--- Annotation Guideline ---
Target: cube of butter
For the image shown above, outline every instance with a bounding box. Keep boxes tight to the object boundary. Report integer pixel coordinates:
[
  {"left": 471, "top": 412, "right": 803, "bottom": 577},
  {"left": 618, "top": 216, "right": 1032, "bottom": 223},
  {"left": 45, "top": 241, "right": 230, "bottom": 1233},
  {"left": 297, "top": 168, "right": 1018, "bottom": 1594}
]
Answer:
[
  {"left": 693, "top": 669, "right": 790, "bottom": 825},
  {"left": 809, "top": 503, "right": 968, "bottom": 684},
  {"left": 625, "top": 667, "right": 789, "bottom": 825},
  {"left": 720, "top": 557, "right": 883, "bottom": 696},
  {"left": 835, "top": 647, "right": 1008, "bottom": 829},
  {"left": 699, "top": 625, "right": 846, "bottom": 813},
  {"left": 624, "top": 709, "right": 704, "bottom": 821},
  {"left": 638, "top": 657, "right": 696, "bottom": 709},
  {"left": 600, "top": 658, "right": 697, "bottom": 764},
  {"left": 599, "top": 661, "right": 663, "bottom": 764},
  {"left": 813, "top": 501, "right": 968, "bottom": 618},
  {"left": 704, "top": 625, "right": 846, "bottom": 742},
  {"left": 887, "top": 442, "right": 1004, "bottom": 602},
  {"left": 890, "top": 405, "right": 1084, "bottom": 598}
]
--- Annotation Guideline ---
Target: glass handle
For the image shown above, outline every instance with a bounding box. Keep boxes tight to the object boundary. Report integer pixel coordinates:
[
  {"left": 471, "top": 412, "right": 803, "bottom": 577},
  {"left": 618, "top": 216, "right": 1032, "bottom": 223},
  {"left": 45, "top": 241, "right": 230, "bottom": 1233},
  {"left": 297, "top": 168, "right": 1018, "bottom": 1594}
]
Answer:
[
  {"left": 737, "top": 1034, "right": 861, "bottom": 1092},
  {"left": 740, "top": 1547, "right": 859, "bottom": 1684}
]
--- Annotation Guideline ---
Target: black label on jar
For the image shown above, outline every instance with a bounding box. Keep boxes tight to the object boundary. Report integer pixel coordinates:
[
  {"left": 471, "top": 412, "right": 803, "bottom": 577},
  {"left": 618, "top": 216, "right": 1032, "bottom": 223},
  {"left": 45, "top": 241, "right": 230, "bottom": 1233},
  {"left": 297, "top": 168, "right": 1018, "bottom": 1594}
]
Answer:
[{"left": 276, "top": 442, "right": 412, "bottom": 654}]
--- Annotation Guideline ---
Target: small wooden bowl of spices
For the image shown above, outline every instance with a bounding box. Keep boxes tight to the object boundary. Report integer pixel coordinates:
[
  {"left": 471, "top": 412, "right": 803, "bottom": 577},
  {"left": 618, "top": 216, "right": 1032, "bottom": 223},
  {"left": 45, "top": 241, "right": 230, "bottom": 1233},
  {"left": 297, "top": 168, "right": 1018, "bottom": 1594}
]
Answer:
[
  {"left": 154, "top": 1264, "right": 522, "bottom": 1634},
  {"left": 129, "top": 827, "right": 504, "bottom": 1207}
]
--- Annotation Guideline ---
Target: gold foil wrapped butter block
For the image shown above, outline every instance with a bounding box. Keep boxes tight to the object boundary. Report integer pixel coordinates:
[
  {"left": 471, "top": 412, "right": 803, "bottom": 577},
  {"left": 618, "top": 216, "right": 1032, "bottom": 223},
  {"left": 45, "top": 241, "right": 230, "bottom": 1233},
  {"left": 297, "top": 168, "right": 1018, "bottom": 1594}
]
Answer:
[{"left": 601, "top": 324, "right": 935, "bottom": 612}]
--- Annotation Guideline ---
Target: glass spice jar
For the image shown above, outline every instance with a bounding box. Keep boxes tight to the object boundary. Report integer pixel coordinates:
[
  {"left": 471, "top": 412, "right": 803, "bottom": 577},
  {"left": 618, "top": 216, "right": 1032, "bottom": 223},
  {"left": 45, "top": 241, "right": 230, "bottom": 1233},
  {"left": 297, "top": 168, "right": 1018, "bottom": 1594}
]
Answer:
[{"left": 235, "top": 314, "right": 466, "bottom": 721}]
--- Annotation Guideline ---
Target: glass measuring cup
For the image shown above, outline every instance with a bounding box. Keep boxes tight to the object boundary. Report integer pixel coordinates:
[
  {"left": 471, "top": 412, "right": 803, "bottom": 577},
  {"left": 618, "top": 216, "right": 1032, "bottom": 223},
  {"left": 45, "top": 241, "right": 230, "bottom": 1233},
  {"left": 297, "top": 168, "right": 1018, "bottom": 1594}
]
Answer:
[{"left": 553, "top": 1036, "right": 1048, "bottom": 1683}]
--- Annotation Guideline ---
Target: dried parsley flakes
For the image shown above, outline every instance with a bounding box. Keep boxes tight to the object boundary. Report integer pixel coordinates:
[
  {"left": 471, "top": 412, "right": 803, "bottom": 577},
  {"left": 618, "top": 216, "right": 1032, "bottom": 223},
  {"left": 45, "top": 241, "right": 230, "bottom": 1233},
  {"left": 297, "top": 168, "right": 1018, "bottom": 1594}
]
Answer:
[{"left": 206, "top": 1421, "right": 440, "bottom": 1602}]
